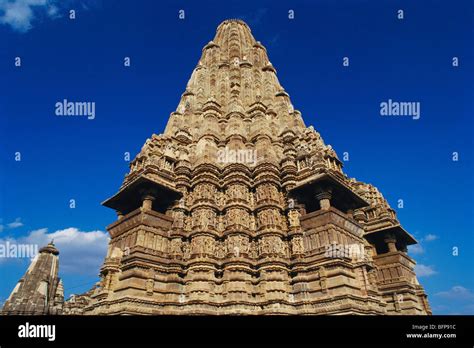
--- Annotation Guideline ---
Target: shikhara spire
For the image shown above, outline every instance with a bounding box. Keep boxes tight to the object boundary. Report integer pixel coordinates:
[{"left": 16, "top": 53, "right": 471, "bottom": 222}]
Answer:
[
  {"left": 2, "top": 242, "right": 63, "bottom": 315},
  {"left": 174, "top": 19, "right": 288, "bottom": 112},
  {"left": 3, "top": 19, "right": 431, "bottom": 316},
  {"left": 162, "top": 19, "right": 305, "bottom": 155}
]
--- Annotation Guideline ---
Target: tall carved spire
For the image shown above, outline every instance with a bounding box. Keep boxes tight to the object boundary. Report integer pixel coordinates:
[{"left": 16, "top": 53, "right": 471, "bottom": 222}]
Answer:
[{"left": 164, "top": 19, "right": 303, "bottom": 147}]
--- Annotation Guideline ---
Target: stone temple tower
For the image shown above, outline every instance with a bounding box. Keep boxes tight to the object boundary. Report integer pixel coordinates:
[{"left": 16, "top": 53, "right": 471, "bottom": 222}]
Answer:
[
  {"left": 2, "top": 242, "right": 64, "bottom": 315},
  {"left": 85, "top": 19, "right": 431, "bottom": 315}
]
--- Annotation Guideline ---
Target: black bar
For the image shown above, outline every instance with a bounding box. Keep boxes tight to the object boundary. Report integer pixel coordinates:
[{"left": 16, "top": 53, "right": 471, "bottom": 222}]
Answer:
[{"left": 0, "top": 315, "right": 473, "bottom": 346}]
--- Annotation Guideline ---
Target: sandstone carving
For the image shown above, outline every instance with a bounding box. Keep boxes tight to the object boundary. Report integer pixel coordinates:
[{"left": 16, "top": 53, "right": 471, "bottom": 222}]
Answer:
[{"left": 2, "top": 19, "right": 430, "bottom": 316}]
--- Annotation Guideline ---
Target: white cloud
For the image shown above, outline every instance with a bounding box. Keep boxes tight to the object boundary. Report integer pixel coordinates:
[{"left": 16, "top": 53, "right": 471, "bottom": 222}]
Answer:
[
  {"left": 435, "top": 286, "right": 474, "bottom": 300},
  {"left": 414, "top": 264, "right": 437, "bottom": 277},
  {"left": 432, "top": 286, "right": 474, "bottom": 314},
  {"left": 424, "top": 234, "right": 438, "bottom": 242},
  {"left": 1, "top": 227, "right": 109, "bottom": 275},
  {"left": 7, "top": 217, "right": 23, "bottom": 229},
  {"left": 0, "top": 0, "right": 62, "bottom": 32},
  {"left": 0, "top": 217, "right": 24, "bottom": 232},
  {"left": 408, "top": 243, "right": 424, "bottom": 255},
  {"left": 408, "top": 233, "right": 438, "bottom": 256}
]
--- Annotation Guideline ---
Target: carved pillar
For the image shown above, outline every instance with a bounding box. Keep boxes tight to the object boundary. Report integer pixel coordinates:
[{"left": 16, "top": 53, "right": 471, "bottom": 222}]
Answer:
[
  {"left": 319, "top": 266, "right": 328, "bottom": 293},
  {"left": 384, "top": 234, "right": 397, "bottom": 252},
  {"left": 393, "top": 292, "right": 401, "bottom": 312},
  {"left": 142, "top": 194, "right": 155, "bottom": 211},
  {"left": 316, "top": 191, "right": 332, "bottom": 211},
  {"left": 104, "top": 273, "right": 112, "bottom": 290},
  {"left": 116, "top": 211, "right": 124, "bottom": 220},
  {"left": 146, "top": 268, "right": 155, "bottom": 296}
]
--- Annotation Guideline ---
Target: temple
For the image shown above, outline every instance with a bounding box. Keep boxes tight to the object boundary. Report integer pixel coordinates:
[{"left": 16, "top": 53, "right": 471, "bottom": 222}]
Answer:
[
  {"left": 2, "top": 242, "right": 64, "bottom": 315},
  {"left": 2, "top": 19, "right": 431, "bottom": 315}
]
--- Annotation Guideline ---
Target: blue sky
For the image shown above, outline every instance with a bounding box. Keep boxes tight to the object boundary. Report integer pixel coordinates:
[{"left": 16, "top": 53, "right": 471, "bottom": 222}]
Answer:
[{"left": 0, "top": 0, "right": 473, "bottom": 314}]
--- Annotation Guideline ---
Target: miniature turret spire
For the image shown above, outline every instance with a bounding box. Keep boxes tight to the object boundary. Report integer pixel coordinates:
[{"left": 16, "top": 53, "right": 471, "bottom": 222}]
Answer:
[{"left": 2, "top": 242, "right": 63, "bottom": 315}]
